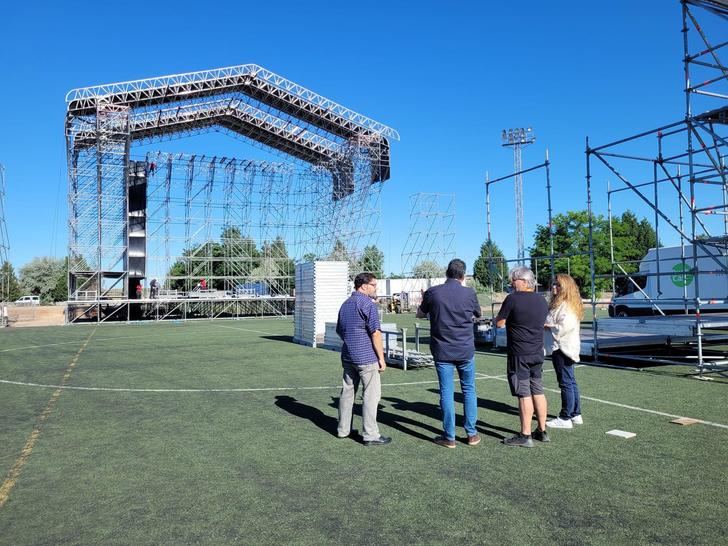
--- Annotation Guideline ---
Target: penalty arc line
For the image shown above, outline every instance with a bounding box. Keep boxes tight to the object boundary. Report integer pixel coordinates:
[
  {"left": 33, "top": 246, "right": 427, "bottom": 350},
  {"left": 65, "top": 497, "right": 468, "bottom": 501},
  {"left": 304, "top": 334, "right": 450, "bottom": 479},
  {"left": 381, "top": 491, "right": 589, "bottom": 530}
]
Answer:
[
  {"left": 0, "top": 370, "right": 726, "bottom": 430},
  {"left": 0, "top": 327, "right": 97, "bottom": 509}
]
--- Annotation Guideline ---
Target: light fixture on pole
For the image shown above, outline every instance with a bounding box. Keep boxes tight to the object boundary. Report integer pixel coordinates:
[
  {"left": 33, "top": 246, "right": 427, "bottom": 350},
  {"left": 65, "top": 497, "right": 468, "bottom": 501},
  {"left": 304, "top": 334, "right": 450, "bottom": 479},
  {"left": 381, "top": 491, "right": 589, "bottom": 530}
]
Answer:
[{"left": 501, "top": 127, "right": 535, "bottom": 265}]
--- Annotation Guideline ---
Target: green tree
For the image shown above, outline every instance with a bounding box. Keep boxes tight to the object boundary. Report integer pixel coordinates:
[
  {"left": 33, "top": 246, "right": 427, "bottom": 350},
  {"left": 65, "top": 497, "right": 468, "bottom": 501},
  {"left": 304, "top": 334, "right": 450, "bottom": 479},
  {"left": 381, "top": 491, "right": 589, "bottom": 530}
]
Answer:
[
  {"left": 51, "top": 257, "right": 69, "bottom": 302},
  {"left": 530, "top": 210, "right": 657, "bottom": 297},
  {"left": 1, "top": 261, "right": 22, "bottom": 302},
  {"left": 254, "top": 236, "right": 295, "bottom": 294},
  {"left": 328, "top": 239, "right": 352, "bottom": 262},
  {"left": 19, "top": 257, "right": 67, "bottom": 303},
  {"left": 327, "top": 239, "right": 359, "bottom": 272},
  {"left": 610, "top": 211, "right": 659, "bottom": 295},
  {"left": 167, "top": 227, "right": 262, "bottom": 290},
  {"left": 358, "top": 245, "right": 384, "bottom": 277},
  {"left": 473, "top": 239, "right": 507, "bottom": 291},
  {"left": 412, "top": 260, "right": 445, "bottom": 279}
]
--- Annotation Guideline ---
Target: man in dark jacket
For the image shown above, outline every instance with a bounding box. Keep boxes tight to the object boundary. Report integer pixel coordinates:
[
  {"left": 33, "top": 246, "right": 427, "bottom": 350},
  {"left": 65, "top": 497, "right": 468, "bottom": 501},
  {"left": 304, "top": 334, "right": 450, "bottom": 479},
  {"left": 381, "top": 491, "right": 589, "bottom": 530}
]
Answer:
[{"left": 417, "top": 259, "right": 481, "bottom": 448}]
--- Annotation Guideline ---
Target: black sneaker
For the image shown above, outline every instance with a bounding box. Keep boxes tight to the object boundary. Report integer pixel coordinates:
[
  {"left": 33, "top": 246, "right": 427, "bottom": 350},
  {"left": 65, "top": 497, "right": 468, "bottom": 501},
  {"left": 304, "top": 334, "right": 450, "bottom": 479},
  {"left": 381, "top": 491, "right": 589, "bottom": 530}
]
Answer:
[
  {"left": 532, "top": 429, "right": 550, "bottom": 443},
  {"left": 364, "top": 435, "right": 392, "bottom": 446},
  {"left": 502, "top": 433, "right": 534, "bottom": 448}
]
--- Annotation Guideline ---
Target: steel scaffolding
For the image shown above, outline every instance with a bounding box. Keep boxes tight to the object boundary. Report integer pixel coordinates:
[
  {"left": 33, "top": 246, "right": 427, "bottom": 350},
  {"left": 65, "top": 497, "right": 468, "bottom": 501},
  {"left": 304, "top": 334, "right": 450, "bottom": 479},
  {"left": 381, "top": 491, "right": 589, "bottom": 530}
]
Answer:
[
  {"left": 400, "top": 193, "right": 456, "bottom": 278},
  {"left": 484, "top": 151, "right": 588, "bottom": 293},
  {"left": 585, "top": 0, "right": 728, "bottom": 374},
  {"left": 65, "top": 64, "right": 397, "bottom": 323}
]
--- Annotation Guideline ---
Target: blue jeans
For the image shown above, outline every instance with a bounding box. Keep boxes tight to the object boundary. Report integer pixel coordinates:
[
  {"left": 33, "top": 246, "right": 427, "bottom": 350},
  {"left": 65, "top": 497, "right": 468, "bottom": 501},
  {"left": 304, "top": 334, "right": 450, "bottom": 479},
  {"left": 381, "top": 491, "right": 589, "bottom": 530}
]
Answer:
[
  {"left": 552, "top": 350, "right": 581, "bottom": 418},
  {"left": 435, "top": 358, "right": 478, "bottom": 440}
]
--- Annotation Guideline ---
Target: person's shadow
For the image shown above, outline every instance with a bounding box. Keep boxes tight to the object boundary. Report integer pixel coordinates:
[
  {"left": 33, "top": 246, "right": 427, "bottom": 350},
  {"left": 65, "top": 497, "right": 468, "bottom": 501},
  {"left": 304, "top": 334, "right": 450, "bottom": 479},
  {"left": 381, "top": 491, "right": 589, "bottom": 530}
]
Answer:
[
  {"left": 323, "top": 397, "right": 439, "bottom": 442},
  {"left": 414, "top": 389, "right": 522, "bottom": 439},
  {"left": 274, "top": 395, "right": 343, "bottom": 439}
]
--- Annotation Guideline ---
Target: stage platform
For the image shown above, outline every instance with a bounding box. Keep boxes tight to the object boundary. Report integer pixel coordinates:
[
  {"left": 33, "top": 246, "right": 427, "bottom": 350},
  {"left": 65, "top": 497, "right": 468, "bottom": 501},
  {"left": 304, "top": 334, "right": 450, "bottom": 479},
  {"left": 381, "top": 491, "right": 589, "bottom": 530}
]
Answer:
[
  {"left": 493, "top": 314, "right": 728, "bottom": 370},
  {"left": 66, "top": 295, "right": 295, "bottom": 323}
]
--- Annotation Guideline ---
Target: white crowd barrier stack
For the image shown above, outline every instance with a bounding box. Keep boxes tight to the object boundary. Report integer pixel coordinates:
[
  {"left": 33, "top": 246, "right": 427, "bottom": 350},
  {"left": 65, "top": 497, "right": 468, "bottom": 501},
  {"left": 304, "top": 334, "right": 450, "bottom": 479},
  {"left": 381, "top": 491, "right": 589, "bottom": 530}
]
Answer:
[{"left": 293, "top": 261, "right": 350, "bottom": 348}]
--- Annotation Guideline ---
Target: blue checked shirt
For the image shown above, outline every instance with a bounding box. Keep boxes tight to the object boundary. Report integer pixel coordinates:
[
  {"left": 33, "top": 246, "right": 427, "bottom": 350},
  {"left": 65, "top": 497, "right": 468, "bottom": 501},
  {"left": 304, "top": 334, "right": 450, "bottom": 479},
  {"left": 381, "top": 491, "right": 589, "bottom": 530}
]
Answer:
[{"left": 336, "top": 291, "right": 381, "bottom": 365}]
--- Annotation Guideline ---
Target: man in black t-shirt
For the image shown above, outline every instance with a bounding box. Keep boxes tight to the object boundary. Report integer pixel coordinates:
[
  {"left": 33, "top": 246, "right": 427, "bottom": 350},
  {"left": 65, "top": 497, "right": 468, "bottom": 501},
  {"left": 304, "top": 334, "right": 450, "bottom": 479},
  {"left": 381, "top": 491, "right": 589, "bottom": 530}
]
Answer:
[{"left": 496, "top": 266, "right": 549, "bottom": 448}]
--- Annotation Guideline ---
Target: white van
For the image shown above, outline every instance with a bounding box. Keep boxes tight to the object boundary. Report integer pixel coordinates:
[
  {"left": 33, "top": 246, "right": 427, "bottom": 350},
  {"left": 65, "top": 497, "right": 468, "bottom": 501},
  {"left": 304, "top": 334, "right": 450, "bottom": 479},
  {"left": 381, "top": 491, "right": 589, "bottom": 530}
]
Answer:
[
  {"left": 14, "top": 296, "right": 40, "bottom": 306},
  {"left": 609, "top": 245, "right": 728, "bottom": 316}
]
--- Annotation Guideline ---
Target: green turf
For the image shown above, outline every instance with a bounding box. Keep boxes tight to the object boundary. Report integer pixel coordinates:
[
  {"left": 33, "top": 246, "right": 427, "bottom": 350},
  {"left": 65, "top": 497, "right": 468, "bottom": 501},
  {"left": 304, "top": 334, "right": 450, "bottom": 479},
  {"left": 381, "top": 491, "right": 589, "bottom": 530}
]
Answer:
[{"left": 0, "top": 318, "right": 726, "bottom": 545}]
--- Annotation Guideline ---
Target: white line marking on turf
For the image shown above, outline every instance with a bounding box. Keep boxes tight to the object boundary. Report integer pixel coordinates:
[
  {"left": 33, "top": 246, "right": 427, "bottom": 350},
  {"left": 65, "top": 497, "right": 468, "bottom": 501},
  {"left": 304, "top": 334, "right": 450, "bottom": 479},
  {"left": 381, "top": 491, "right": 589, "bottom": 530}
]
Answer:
[
  {"left": 0, "top": 327, "right": 96, "bottom": 509},
  {"left": 1, "top": 372, "right": 724, "bottom": 430},
  {"left": 2, "top": 339, "right": 726, "bottom": 431},
  {"left": 476, "top": 367, "right": 728, "bottom": 431},
  {"left": 0, "top": 335, "right": 140, "bottom": 353},
  {"left": 214, "top": 324, "right": 280, "bottom": 336}
]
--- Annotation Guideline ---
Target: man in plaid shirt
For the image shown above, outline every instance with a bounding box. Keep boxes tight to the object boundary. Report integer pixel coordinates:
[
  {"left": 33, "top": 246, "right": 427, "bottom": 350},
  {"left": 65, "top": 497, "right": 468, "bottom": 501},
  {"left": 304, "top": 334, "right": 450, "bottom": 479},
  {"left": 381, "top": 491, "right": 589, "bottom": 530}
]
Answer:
[{"left": 336, "top": 272, "right": 391, "bottom": 446}]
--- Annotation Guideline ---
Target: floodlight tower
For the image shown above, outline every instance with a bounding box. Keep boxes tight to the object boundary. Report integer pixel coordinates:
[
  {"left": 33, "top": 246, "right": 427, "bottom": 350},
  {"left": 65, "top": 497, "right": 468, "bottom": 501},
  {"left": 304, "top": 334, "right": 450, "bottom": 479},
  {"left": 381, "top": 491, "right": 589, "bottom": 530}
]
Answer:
[{"left": 502, "top": 127, "right": 535, "bottom": 265}]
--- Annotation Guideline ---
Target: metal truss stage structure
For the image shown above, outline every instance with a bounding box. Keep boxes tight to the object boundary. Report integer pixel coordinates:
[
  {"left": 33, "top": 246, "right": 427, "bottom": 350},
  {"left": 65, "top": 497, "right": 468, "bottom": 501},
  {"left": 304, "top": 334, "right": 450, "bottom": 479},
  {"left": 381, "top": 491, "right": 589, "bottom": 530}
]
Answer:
[{"left": 65, "top": 64, "right": 398, "bottom": 323}]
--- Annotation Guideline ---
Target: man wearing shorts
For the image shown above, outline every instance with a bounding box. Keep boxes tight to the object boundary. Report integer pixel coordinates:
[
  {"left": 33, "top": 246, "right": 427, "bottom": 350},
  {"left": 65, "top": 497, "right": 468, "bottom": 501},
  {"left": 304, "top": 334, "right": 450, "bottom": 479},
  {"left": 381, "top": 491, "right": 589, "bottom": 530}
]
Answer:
[{"left": 496, "top": 266, "right": 549, "bottom": 447}]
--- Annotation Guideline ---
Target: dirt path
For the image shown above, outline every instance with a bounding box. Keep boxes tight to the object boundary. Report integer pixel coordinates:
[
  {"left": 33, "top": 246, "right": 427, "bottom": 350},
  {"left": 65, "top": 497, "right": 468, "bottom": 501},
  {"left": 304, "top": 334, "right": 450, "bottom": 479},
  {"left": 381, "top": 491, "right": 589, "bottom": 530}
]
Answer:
[{"left": 5, "top": 305, "right": 65, "bottom": 327}]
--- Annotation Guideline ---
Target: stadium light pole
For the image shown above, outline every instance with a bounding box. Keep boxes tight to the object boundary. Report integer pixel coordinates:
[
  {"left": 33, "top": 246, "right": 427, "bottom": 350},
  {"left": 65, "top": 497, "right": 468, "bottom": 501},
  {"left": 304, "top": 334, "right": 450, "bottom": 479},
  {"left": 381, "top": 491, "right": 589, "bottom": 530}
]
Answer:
[{"left": 502, "top": 127, "right": 535, "bottom": 265}]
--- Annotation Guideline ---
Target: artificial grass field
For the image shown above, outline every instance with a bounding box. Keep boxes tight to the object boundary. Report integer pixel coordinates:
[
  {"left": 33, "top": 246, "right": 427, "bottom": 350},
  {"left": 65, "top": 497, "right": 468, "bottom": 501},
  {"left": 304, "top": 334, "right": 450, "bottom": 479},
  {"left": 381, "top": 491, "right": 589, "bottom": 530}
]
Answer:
[{"left": 0, "top": 316, "right": 726, "bottom": 545}]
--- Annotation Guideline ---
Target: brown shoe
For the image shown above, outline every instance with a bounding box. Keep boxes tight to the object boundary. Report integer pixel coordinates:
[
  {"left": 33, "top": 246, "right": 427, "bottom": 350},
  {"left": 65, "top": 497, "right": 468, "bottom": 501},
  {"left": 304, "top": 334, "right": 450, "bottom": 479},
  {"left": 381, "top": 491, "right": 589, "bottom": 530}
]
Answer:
[
  {"left": 434, "top": 436, "right": 456, "bottom": 448},
  {"left": 467, "top": 434, "right": 481, "bottom": 446}
]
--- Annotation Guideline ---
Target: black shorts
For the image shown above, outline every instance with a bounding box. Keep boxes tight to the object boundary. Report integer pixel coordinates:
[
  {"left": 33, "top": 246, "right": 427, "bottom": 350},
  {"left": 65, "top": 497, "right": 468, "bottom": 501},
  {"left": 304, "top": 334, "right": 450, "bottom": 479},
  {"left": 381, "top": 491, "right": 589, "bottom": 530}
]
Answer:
[{"left": 507, "top": 353, "right": 544, "bottom": 397}]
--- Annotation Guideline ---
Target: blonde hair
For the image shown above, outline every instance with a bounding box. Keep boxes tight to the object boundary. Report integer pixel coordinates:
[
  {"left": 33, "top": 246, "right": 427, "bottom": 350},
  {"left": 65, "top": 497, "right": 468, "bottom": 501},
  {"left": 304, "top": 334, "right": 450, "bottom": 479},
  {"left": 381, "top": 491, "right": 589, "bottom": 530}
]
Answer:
[{"left": 549, "top": 273, "right": 584, "bottom": 320}]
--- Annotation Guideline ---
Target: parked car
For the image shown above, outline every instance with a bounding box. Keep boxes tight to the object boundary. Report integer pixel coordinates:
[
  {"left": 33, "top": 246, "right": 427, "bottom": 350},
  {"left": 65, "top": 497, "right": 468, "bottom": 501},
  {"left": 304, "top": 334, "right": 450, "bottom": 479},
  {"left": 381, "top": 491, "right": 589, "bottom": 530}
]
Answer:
[{"left": 14, "top": 296, "right": 40, "bottom": 306}]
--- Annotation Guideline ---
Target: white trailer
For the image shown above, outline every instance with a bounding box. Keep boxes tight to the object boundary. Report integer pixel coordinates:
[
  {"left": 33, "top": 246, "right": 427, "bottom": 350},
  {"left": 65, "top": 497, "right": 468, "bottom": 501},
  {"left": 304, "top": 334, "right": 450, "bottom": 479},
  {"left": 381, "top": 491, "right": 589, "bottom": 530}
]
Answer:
[{"left": 609, "top": 245, "right": 728, "bottom": 317}]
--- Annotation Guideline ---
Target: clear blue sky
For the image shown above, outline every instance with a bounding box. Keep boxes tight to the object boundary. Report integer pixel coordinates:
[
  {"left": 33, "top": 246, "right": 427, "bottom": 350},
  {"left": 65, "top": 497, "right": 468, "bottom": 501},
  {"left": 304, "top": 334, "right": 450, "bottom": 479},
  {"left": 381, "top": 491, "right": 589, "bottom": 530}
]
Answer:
[{"left": 0, "top": 0, "right": 717, "bottom": 274}]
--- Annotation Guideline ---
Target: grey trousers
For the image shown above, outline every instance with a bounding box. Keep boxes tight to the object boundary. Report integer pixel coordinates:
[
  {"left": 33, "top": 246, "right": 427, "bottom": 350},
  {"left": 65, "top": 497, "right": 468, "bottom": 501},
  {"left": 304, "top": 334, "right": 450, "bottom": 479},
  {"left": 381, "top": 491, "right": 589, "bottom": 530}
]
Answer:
[{"left": 337, "top": 361, "right": 381, "bottom": 441}]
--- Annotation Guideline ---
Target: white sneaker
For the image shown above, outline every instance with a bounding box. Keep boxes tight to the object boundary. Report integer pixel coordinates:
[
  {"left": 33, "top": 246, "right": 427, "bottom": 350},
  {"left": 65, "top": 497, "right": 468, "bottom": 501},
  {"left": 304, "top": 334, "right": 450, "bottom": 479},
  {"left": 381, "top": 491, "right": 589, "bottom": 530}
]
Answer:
[
  {"left": 571, "top": 415, "right": 583, "bottom": 425},
  {"left": 546, "top": 417, "right": 573, "bottom": 429}
]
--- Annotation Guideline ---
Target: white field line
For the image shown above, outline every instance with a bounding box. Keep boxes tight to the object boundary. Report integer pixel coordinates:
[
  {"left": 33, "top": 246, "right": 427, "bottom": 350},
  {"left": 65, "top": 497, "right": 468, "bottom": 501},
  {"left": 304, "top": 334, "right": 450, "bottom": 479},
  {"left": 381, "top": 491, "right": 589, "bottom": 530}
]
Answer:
[
  {"left": 2, "top": 330, "right": 726, "bottom": 430},
  {"left": 0, "top": 371, "right": 726, "bottom": 430},
  {"left": 214, "top": 324, "right": 281, "bottom": 336},
  {"left": 475, "top": 367, "right": 728, "bottom": 430},
  {"left": 0, "top": 335, "right": 141, "bottom": 353}
]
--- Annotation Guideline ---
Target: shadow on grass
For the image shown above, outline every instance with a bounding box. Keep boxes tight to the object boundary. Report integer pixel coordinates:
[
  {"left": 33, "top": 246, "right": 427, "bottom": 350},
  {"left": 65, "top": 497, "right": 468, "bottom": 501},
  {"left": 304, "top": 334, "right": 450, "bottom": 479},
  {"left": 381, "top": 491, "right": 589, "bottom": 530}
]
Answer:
[
  {"left": 416, "top": 389, "right": 522, "bottom": 439},
  {"left": 275, "top": 392, "right": 521, "bottom": 444},
  {"left": 275, "top": 395, "right": 340, "bottom": 438},
  {"left": 382, "top": 395, "right": 513, "bottom": 441},
  {"left": 261, "top": 335, "right": 295, "bottom": 344},
  {"left": 275, "top": 393, "right": 449, "bottom": 443}
]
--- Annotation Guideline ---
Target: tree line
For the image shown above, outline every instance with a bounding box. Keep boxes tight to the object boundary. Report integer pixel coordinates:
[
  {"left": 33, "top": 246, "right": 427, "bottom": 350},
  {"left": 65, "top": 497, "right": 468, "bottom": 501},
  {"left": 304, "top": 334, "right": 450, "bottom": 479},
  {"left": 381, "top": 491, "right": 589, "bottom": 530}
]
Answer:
[
  {"left": 2, "top": 209, "right": 656, "bottom": 302},
  {"left": 473, "top": 210, "right": 658, "bottom": 296},
  {"left": 1, "top": 257, "right": 67, "bottom": 303}
]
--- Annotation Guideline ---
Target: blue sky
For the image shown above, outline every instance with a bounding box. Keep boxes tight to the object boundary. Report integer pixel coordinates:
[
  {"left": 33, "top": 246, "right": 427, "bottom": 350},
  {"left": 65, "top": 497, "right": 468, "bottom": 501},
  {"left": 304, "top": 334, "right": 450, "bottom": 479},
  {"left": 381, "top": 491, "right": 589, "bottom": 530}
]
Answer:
[{"left": 0, "top": 0, "right": 719, "bottom": 274}]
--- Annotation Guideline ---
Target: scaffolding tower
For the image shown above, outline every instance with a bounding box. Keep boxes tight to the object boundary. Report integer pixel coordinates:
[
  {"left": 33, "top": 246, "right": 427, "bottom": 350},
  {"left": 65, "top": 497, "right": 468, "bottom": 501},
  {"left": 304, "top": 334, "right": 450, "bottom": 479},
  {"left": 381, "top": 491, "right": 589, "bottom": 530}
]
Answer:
[
  {"left": 585, "top": 0, "right": 728, "bottom": 373},
  {"left": 400, "top": 193, "right": 456, "bottom": 279},
  {"left": 65, "top": 64, "right": 398, "bottom": 323}
]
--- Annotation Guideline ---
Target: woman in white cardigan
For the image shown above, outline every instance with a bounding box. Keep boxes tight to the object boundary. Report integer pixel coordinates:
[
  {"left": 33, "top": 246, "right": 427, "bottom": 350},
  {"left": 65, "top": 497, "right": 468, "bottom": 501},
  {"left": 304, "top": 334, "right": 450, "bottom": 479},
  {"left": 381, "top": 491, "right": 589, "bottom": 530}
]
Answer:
[{"left": 544, "top": 274, "right": 583, "bottom": 429}]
